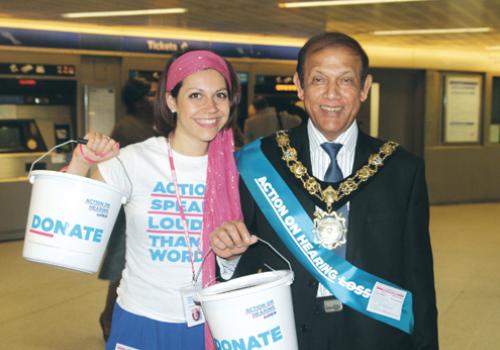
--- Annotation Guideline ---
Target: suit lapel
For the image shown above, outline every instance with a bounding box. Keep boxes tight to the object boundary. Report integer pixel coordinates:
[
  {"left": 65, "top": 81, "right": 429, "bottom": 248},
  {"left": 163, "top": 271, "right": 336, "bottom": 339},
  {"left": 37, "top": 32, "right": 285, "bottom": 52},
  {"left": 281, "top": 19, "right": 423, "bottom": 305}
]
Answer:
[
  {"left": 347, "top": 131, "right": 377, "bottom": 259},
  {"left": 288, "top": 123, "right": 316, "bottom": 216},
  {"left": 289, "top": 122, "right": 312, "bottom": 170}
]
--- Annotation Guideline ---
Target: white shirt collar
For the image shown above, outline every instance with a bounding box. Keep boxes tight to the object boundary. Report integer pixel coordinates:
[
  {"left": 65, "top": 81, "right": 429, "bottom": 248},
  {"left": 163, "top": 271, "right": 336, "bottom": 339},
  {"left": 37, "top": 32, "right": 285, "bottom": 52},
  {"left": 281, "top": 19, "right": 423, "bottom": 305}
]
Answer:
[{"left": 307, "top": 120, "right": 358, "bottom": 157}]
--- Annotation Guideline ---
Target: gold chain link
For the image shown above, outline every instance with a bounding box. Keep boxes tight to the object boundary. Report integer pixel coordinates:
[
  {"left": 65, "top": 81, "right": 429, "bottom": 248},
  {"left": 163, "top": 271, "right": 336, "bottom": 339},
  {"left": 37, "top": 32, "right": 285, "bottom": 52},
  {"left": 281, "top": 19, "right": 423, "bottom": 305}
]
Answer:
[{"left": 276, "top": 130, "right": 398, "bottom": 212}]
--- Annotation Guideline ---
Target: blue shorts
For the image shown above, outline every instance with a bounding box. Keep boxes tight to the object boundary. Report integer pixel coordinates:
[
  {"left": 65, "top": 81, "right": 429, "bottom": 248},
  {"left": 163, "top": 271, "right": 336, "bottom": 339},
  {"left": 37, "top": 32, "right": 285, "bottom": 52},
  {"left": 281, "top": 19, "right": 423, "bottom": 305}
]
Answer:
[{"left": 106, "top": 303, "right": 204, "bottom": 350}]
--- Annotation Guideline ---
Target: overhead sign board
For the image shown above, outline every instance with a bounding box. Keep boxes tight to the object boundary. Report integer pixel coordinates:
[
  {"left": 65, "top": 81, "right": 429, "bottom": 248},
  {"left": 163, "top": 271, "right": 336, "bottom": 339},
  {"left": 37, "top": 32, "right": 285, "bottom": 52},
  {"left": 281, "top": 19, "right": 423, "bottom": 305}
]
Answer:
[{"left": 0, "top": 27, "right": 300, "bottom": 60}]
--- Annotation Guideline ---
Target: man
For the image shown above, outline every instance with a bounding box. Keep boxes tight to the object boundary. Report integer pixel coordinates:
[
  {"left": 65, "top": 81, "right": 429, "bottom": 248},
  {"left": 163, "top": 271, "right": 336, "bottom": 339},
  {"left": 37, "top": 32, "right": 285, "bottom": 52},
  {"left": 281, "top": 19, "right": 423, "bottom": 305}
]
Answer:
[
  {"left": 243, "top": 96, "right": 302, "bottom": 143},
  {"left": 211, "top": 32, "right": 438, "bottom": 350}
]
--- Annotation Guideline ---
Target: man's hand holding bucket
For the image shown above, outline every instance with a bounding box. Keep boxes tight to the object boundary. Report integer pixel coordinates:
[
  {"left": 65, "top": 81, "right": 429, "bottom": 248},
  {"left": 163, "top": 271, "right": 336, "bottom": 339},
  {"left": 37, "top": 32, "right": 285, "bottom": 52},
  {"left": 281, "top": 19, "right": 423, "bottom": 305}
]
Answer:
[{"left": 210, "top": 221, "right": 258, "bottom": 260}]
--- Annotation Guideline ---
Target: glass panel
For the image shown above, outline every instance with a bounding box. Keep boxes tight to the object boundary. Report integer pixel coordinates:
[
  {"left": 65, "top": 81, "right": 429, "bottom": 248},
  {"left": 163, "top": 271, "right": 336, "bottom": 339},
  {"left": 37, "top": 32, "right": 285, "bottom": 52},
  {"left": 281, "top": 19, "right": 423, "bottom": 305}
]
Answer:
[
  {"left": 491, "top": 77, "right": 500, "bottom": 143},
  {"left": 0, "top": 126, "right": 21, "bottom": 149}
]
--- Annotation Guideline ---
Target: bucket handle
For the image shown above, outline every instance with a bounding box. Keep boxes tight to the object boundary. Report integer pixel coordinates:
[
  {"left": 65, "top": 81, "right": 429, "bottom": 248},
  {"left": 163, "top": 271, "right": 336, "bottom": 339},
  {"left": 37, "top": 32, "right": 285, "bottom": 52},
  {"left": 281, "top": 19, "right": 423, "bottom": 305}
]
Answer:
[
  {"left": 28, "top": 138, "right": 133, "bottom": 202},
  {"left": 194, "top": 236, "right": 293, "bottom": 286},
  {"left": 28, "top": 139, "right": 80, "bottom": 176}
]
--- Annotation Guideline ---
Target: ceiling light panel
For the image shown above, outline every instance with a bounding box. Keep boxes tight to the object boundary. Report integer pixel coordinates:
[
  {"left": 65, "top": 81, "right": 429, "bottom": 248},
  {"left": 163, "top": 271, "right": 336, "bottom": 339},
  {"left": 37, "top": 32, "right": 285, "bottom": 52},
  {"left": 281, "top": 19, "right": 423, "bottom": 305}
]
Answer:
[
  {"left": 279, "top": 0, "right": 434, "bottom": 8},
  {"left": 373, "top": 27, "right": 491, "bottom": 35},
  {"left": 62, "top": 8, "right": 187, "bottom": 19}
]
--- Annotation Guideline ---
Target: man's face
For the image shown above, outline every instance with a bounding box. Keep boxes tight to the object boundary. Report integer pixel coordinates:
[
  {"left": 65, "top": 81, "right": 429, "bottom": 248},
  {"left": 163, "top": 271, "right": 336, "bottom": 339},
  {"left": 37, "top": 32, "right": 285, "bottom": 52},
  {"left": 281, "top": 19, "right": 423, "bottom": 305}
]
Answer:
[{"left": 294, "top": 46, "right": 372, "bottom": 141}]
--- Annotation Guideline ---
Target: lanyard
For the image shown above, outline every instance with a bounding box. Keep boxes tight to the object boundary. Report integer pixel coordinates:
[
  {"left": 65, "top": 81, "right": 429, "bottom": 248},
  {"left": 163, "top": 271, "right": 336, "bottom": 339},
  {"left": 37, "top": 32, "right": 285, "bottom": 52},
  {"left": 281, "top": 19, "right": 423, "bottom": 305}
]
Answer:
[{"left": 166, "top": 138, "right": 199, "bottom": 283}]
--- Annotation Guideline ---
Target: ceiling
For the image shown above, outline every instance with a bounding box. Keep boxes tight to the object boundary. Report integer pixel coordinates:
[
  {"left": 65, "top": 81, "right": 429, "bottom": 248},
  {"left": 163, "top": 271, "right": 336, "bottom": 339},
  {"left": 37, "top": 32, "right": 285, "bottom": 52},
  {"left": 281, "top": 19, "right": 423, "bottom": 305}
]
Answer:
[{"left": 0, "top": 0, "right": 499, "bottom": 52}]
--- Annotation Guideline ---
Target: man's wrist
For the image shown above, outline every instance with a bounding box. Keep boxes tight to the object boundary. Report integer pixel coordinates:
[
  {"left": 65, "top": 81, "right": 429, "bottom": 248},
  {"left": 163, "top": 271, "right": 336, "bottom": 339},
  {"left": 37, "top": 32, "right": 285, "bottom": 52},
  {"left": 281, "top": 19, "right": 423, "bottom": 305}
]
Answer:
[
  {"left": 216, "top": 255, "right": 241, "bottom": 280},
  {"left": 224, "top": 254, "right": 241, "bottom": 261}
]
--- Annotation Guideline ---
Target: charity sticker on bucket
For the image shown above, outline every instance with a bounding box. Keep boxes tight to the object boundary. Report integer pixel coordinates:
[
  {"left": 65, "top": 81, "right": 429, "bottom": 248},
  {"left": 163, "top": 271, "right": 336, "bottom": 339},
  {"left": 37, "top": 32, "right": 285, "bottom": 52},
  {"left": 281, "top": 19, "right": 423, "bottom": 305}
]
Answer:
[
  {"left": 194, "top": 239, "right": 298, "bottom": 350},
  {"left": 22, "top": 139, "right": 128, "bottom": 273}
]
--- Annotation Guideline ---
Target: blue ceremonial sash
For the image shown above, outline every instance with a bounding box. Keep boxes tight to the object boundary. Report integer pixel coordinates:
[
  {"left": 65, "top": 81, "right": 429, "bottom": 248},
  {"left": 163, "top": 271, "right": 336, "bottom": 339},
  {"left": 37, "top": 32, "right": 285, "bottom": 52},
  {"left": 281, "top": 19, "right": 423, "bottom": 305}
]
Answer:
[{"left": 236, "top": 139, "right": 414, "bottom": 334}]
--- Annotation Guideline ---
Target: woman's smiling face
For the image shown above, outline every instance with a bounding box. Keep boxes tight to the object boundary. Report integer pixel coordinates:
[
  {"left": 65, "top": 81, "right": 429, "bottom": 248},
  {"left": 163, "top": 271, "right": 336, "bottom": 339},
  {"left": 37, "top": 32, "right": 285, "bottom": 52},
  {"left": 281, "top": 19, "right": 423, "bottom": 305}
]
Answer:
[{"left": 167, "top": 68, "right": 230, "bottom": 155}]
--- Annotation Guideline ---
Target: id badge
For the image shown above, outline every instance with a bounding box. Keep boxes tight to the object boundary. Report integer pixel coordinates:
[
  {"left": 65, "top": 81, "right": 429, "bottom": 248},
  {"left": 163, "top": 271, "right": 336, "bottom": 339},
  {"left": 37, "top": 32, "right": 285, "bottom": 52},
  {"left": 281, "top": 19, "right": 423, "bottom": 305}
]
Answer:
[
  {"left": 366, "top": 282, "right": 406, "bottom": 321},
  {"left": 181, "top": 284, "right": 205, "bottom": 327}
]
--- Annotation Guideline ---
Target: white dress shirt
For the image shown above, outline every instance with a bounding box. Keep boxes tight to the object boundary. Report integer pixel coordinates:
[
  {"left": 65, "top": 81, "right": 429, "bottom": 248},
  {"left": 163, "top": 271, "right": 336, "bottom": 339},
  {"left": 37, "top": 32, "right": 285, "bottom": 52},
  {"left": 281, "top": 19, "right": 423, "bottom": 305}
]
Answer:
[
  {"left": 308, "top": 120, "right": 358, "bottom": 296},
  {"left": 308, "top": 119, "right": 358, "bottom": 182}
]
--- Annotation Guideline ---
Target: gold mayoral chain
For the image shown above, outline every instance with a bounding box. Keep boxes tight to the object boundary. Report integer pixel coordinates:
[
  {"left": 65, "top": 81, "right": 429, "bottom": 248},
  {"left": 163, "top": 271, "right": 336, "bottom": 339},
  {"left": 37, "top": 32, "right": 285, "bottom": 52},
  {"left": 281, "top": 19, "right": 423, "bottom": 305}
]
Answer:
[{"left": 276, "top": 130, "right": 398, "bottom": 250}]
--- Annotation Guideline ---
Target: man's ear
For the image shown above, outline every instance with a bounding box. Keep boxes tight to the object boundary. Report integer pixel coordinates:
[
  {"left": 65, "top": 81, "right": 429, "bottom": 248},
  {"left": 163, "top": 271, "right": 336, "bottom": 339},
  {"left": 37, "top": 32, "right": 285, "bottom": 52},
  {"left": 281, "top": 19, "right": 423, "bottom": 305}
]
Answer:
[
  {"left": 166, "top": 93, "right": 177, "bottom": 113},
  {"left": 360, "top": 74, "right": 373, "bottom": 102},
  {"left": 294, "top": 72, "right": 305, "bottom": 101}
]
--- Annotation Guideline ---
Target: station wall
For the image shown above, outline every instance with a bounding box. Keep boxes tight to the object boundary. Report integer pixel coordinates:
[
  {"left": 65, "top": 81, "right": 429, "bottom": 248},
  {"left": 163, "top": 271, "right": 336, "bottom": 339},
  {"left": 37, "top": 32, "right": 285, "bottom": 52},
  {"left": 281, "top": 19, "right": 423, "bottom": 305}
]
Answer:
[{"left": 0, "top": 44, "right": 499, "bottom": 205}]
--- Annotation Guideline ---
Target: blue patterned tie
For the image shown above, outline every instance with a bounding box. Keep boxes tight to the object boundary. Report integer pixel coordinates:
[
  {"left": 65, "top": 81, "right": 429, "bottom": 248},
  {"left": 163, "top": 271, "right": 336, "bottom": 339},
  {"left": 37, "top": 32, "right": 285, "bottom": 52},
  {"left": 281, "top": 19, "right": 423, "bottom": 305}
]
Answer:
[
  {"left": 320, "top": 142, "right": 347, "bottom": 258},
  {"left": 321, "top": 143, "right": 343, "bottom": 182}
]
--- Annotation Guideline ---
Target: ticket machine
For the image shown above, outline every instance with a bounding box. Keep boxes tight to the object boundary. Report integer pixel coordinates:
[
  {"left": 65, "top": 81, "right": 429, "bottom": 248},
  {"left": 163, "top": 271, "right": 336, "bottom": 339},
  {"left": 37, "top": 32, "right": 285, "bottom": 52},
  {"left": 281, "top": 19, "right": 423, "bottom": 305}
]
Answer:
[{"left": 0, "top": 77, "right": 77, "bottom": 241}]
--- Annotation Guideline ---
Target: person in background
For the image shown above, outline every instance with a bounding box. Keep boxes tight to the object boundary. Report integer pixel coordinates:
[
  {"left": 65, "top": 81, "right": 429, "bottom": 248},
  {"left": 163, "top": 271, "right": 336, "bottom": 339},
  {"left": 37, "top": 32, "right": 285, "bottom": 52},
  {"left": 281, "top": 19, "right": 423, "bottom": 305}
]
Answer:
[
  {"left": 243, "top": 95, "right": 302, "bottom": 143},
  {"left": 98, "top": 76, "right": 158, "bottom": 341},
  {"left": 285, "top": 99, "right": 309, "bottom": 124},
  {"left": 67, "top": 49, "right": 245, "bottom": 350},
  {"left": 210, "top": 32, "right": 438, "bottom": 350}
]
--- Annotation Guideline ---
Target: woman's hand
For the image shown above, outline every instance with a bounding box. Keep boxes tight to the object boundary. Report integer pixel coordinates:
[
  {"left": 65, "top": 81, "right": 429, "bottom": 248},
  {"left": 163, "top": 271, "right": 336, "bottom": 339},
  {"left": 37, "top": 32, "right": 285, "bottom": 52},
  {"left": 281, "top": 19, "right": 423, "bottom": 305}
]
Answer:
[
  {"left": 67, "top": 132, "right": 120, "bottom": 176},
  {"left": 210, "top": 221, "right": 258, "bottom": 260}
]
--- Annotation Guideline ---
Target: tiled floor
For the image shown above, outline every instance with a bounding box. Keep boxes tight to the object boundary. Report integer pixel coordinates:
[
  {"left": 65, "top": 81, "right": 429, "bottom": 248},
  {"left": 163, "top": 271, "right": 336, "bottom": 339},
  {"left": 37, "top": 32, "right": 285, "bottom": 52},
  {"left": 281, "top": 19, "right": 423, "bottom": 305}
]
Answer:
[
  {"left": 0, "top": 202, "right": 499, "bottom": 349},
  {"left": 431, "top": 202, "right": 500, "bottom": 350}
]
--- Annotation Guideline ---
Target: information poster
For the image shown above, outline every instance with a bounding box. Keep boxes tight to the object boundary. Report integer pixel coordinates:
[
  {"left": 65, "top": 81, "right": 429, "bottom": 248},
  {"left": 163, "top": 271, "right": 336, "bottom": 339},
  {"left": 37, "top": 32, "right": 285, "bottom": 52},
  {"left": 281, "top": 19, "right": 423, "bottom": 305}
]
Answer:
[
  {"left": 84, "top": 86, "right": 115, "bottom": 136},
  {"left": 444, "top": 75, "right": 482, "bottom": 143}
]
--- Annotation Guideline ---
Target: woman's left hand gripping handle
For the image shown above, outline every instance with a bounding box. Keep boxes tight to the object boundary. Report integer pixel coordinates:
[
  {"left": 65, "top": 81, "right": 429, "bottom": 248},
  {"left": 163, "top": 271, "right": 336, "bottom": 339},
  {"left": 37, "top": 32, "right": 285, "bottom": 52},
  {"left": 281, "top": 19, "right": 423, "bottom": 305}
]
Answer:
[{"left": 67, "top": 132, "right": 120, "bottom": 176}]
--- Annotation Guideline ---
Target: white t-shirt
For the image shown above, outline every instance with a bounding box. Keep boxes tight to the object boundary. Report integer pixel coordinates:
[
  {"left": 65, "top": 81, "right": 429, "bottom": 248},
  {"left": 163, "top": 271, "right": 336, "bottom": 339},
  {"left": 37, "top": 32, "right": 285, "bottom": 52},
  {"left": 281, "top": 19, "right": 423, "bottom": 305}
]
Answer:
[{"left": 98, "top": 136, "right": 207, "bottom": 323}]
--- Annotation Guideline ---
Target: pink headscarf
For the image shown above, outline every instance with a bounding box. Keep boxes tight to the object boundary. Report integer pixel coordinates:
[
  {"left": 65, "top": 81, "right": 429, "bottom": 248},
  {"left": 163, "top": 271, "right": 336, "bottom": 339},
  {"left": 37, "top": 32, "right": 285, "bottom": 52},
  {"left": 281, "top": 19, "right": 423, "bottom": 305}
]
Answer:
[
  {"left": 166, "top": 50, "right": 232, "bottom": 92},
  {"left": 165, "top": 50, "right": 242, "bottom": 350},
  {"left": 202, "top": 128, "right": 243, "bottom": 349}
]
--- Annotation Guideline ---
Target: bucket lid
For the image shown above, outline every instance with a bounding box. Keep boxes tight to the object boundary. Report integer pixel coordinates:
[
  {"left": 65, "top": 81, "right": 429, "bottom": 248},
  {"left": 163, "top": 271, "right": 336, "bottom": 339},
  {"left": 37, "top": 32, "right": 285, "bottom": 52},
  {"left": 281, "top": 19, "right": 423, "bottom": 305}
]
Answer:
[
  {"left": 195, "top": 270, "right": 294, "bottom": 303},
  {"left": 29, "top": 170, "right": 128, "bottom": 204}
]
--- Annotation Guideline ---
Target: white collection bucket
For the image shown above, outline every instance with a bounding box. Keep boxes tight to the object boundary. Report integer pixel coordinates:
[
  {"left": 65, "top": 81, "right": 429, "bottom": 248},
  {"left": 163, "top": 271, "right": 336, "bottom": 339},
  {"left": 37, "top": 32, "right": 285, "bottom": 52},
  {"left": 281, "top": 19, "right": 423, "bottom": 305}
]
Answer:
[
  {"left": 195, "top": 270, "right": 298, "bottom": 350},
  {"left": 23, "top": 170, "right": 127, "bottom": 273}
]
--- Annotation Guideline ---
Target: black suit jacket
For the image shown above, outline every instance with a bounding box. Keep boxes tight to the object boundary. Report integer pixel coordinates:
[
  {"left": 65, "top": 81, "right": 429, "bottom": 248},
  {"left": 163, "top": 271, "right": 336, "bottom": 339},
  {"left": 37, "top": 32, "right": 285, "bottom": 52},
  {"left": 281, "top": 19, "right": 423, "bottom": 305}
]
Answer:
[{"left": 235, "top": 122, "right": 438, "bottom": 350}]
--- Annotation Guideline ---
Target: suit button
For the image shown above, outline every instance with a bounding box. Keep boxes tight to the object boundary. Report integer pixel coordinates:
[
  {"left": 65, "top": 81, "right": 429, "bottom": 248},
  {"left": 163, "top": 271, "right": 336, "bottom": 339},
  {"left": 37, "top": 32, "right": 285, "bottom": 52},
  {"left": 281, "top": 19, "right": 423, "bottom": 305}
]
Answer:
[
  {"left": 300, "top": 324, "right": 307, "bottom": 333},
  {"left": 308, "top": 278, "right": 317, "bottom": 288}
]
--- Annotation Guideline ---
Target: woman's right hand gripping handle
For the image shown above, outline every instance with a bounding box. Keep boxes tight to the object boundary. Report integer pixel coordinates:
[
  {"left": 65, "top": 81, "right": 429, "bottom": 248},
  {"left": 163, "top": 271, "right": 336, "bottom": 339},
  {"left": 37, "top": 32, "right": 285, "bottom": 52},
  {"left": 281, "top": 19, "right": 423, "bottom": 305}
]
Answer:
[
  {"left": 66, "top": 132, "right": 120, "bottom": 177},
  {"left": 210, "top": 221, "right": 258, "bottom": 260}
]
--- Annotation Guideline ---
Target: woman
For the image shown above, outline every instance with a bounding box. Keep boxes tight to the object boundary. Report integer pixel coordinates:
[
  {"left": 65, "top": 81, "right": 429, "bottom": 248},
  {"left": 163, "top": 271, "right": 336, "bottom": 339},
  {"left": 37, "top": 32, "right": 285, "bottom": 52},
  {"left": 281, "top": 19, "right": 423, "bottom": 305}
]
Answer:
[{"left": 67, "top": 50, "right": 251, "bottom": 349}]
